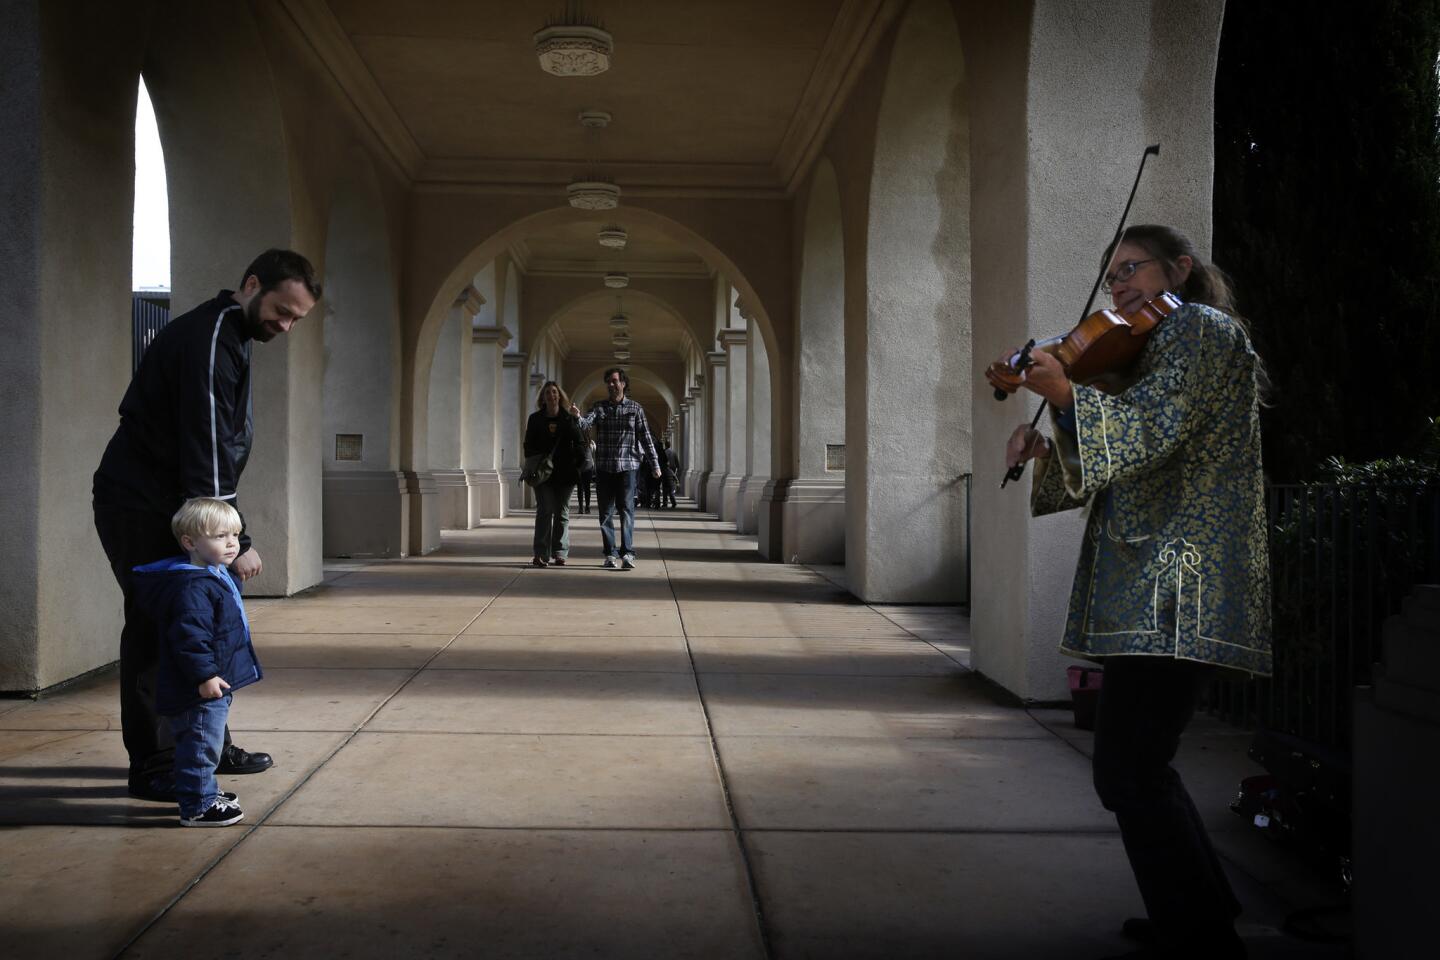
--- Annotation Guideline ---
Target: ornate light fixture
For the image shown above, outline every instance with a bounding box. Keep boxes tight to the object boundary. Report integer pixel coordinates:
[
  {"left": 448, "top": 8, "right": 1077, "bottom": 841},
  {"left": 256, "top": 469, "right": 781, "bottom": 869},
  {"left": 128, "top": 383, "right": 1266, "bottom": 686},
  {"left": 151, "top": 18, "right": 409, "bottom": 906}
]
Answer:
[
  {"left": 597, "top": 224, "right": 628, "bottom": 249},
  {"left": 567, "top": 179, "right": 620, "bottom": 210},
  {"left": 602, "top": 271, "right": 629, "bottom": 289},
  {"left": 608, "top": 312, "right": 629, "bottom": 330},
  {"left": 534, "top": 7, "right": 613, "bottom": 77},
  {"left": 578, "top": 109, "right": 612, "bottom": 128},
  {"left": 613, "top": 349, "right": 631, "bottom": 362},
  {"left": 611, "top": 332, "right": 632, "bottom": 348}
]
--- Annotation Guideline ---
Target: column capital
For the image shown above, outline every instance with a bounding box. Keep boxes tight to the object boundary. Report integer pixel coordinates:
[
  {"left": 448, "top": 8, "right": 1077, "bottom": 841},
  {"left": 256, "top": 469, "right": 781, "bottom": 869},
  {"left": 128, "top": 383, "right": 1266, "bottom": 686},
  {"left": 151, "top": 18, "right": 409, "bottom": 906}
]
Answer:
[
  {"left": 732, "top": 297, "right": 755, "bottom": 323},
  {"left": 528, "top": 372, "right": 545, "bottom": 387},
  {"left": 706, "top": 351, "right": 727, "bottom": 367},
  {"left": 471, "top": 324, "right": 511, "bottom": 348},
  {"left": 454, "top": 284, "right": 486, "bottom": 317},
  {"left": 717, "top": 328, "right": 747, "bottom": 348},
  {"left": 689, "top": 386, "right": 703, "bottom": 400},
  {"left": 502, "top": 352, "right": 528, "bottom": 368}
]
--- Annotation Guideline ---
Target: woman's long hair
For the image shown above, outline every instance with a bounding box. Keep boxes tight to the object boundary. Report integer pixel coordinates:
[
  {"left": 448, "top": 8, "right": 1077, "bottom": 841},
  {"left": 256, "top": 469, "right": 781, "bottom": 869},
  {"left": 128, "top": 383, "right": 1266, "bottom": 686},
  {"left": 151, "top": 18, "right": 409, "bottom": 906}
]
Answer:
[
  {"left": 1104, "top": 224, "right": 1270, "bottom": 399},
  {"left": 534, "top": 380, "right": 572, "bottom": 412},
  {"left": 1102, "top": 224, "right": 1237, "bottom": 314}
]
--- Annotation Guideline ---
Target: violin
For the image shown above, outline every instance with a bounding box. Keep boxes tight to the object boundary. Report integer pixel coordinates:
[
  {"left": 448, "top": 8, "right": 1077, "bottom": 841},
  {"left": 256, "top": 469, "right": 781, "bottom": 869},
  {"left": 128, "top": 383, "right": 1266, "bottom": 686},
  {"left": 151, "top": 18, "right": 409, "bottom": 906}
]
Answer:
[
  {"left": 995, "top": 143, "right": 1162, "bottom": 488},
  {"left": 985, "top": 291, "right": 1182, "bottom": 399}
]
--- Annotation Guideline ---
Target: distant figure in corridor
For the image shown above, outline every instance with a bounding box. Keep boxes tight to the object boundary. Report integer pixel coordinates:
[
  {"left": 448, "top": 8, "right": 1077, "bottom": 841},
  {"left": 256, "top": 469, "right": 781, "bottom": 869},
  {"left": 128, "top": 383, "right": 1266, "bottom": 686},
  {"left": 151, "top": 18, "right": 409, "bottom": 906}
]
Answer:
[
  {"left": 571, "top": 367, "right": 661, "bottom": 569},
  {"left": 662, "top": 441, "right": 680, "bottom": 508},
  {"left": 523, "top": 380, "right": 585, "bottom": 567},
  {"left": 990, "top": 225, "right": 1270, "bottom": 960},
  {"left": 577, "top": 438, "right": 596, "bottom": 515},
  {"left": 93, "top": 249, "right": 320, "bottom": 804},
  {"left": 132, "top": 499, "right": 261, "bottom": 827}
]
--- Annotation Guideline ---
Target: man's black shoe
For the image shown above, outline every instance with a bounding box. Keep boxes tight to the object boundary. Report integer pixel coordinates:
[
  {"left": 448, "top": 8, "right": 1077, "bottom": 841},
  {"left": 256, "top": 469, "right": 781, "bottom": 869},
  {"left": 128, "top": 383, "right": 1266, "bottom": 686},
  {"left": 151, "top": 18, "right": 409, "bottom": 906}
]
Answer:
[
  {"left": 217, "top": 744, "right": 273, "bottom": 774},
  {"left": 127, "top": 776, "right": 177, "bottom": 803}
]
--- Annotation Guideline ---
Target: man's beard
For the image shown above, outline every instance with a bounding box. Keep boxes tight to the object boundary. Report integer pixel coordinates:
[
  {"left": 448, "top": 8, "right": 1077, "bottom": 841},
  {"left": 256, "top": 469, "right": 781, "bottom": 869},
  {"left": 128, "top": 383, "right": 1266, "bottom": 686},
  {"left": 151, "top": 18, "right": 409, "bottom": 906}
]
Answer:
[{"left": 244, "top": 293, "right": 275, "bottom": 342}]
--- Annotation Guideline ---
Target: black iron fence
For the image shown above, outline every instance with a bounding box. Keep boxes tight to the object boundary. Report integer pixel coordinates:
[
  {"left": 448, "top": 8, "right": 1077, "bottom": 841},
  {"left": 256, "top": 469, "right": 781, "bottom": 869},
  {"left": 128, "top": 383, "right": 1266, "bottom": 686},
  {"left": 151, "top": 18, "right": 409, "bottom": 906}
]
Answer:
[
  {"left": 131, "top": 292, "right": 170, "bottom": 372},
  {"left": 1205, "top": 482, "right": 1440, "bottom": 751}
]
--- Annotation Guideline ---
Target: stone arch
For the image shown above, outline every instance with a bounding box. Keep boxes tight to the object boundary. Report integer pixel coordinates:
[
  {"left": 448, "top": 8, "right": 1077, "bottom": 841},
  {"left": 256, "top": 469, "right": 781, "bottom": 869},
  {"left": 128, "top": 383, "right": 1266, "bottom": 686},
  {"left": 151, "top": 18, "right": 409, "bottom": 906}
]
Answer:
[
  {"left": 404, "top": 206, "right": 782, "bottom": 480},
  {"left": 533, "top": 288, "right": 701, "bottom": 357},
  {"left": 321, "top": 146, "right": 406, "bottom": 557},
  {"left": 2, "top": 3, "right": 304, "bottom": 690},
  {"left": 850, "top": 0, "right": 972, "bottom": 602},
  {"left": 571, "top": 364, "right": 680, "bottom": 415},
  {"left": 141, "top": 10, "right": 292, "bottom": 313}
]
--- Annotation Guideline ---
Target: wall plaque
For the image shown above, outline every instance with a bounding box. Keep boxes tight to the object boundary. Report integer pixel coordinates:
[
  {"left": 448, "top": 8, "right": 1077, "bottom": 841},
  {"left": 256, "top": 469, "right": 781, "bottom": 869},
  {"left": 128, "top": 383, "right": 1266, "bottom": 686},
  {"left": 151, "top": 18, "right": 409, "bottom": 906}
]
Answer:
[{"left": 335, "top": 434, "right": 363, "bottom": 462}]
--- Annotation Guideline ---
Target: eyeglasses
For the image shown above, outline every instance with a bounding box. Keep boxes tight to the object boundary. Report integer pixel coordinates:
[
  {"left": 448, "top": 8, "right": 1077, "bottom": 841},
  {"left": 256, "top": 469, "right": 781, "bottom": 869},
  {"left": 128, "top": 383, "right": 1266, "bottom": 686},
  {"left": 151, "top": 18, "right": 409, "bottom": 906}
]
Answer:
[{"left": 1101, "top": 259, "right": 1157, "bottom": 293}]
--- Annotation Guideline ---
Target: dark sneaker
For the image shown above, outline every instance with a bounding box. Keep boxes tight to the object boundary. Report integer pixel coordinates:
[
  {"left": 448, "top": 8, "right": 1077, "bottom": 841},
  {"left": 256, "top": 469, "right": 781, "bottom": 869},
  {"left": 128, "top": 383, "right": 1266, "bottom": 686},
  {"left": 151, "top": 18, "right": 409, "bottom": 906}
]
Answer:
[
  {"left": 217, "top": 744, "right": 273, "bottom": 775},
  {"left": 180, "top": 796, "right": 244, "bottom": 827}
]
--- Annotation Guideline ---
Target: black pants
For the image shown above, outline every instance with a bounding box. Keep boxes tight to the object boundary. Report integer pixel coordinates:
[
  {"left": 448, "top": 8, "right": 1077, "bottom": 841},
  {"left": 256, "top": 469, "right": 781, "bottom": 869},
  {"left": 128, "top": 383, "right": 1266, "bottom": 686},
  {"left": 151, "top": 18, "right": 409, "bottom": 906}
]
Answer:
[
  {"left": 1092, "top": 656, "right": 1244, "bottom": 956},
  {"left": 662, "top": 475, "right": 676, "bottom": 508},
  {"left": 577, "top": 473, "right": 592, "bottom": 513},
  {"left": 93, "top": 505, "right": 231, "bottom": 784}
]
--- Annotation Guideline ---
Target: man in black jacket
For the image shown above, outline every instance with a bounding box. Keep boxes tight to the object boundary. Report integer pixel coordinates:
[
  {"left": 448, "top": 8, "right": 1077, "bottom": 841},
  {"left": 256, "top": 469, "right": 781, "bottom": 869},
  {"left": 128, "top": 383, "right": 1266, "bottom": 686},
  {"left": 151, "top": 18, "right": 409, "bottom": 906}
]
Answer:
[{"left": 94, "top": 249, "right": 320, "bottom": 803}]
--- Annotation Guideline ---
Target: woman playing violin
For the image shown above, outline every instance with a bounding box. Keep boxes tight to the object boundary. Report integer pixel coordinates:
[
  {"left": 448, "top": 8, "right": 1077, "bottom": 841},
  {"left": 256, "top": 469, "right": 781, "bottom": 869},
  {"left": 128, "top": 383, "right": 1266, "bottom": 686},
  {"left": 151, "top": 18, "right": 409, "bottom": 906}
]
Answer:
[{"left": 992, "top": 225, "right": 1270, "bottom": 960}]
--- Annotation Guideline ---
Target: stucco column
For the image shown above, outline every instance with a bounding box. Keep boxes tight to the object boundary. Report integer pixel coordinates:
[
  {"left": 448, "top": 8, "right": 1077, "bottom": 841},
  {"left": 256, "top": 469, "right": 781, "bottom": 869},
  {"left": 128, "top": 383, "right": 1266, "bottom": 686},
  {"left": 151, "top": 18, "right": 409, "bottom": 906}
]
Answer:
[
  {"left": 676, "top": 399, "right": 692, "bottom": 500},
  {"left": 719, "top": 329, "right": 748, "bottom": 523},
  {"left": 429, "top": 287, "right": 479, "bottom": 530},
  {"left": 465, "top": 323, "right": 510, "bottom": 521},
  {"left": 322, "top": 286, "right": 409, "bottom": 558},
  {"left": 685, "top": 382, "right": 704, "bottom": 500},
  {"left": 501, "top": 353, "right": 527, "bottom": 509},
  {"left": 702, "top": 355, "right": 728, "bottom": 513},
  {"left": 960, "top": 0, "right": 1226, "bottom": 701},
  {"left": 739, "top": 307, "right": 772, "bottom": 534}
]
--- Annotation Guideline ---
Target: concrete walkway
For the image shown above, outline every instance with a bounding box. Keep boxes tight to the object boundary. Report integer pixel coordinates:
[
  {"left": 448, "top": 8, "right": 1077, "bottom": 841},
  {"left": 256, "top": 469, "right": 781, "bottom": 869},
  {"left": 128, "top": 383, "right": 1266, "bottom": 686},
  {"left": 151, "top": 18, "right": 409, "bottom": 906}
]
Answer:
[{"left": 2, "top": 504, "right": 1346, "bottom": 958}]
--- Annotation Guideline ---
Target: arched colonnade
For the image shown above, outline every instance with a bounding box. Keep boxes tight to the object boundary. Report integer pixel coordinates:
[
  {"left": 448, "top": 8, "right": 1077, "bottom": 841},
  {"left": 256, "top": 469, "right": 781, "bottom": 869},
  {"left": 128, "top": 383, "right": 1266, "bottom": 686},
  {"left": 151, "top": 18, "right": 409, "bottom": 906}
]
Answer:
[{"left": 2, "top": 0, "right": 1226, "bottom": 705}]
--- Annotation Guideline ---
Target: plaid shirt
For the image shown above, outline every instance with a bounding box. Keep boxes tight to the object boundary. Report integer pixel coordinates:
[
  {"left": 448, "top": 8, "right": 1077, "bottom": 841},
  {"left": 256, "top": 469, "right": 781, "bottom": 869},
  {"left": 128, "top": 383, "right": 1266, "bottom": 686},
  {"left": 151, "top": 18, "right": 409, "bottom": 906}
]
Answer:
[{"left": 579, "top": 397, "right": 660, "bottom": 474}]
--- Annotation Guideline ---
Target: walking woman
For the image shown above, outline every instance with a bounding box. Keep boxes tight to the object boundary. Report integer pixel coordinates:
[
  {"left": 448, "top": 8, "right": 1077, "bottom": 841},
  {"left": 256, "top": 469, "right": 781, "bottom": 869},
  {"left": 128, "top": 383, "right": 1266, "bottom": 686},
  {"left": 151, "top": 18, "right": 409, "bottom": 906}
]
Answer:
[
  {"left": 523, "top": 381, "right": 585, "bottom": 567},
  {"left": 989, "top": 225, "right": 1271, "bottom": 960}
]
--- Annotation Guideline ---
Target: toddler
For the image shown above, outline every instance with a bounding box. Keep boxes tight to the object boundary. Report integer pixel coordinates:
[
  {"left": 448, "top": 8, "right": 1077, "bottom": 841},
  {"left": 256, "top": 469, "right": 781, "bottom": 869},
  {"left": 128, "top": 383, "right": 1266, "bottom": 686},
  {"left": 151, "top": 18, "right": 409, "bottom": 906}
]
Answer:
[{"left": 132, "top": 498, "right": 262, "bottom": 826}]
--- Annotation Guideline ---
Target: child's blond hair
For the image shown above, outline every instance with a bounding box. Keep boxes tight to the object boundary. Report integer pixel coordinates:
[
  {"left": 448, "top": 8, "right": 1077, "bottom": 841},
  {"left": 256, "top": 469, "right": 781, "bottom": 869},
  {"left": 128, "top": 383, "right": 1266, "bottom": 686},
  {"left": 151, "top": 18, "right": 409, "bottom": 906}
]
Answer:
[{"left": 171, "top": 498, "right": 242, "bottom": 543}]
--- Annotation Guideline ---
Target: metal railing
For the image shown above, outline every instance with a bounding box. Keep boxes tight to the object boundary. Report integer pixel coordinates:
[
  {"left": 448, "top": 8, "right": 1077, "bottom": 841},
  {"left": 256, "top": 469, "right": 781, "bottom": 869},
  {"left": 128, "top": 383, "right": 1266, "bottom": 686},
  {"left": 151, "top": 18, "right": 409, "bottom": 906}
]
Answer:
[
  {"left": 131, "top": 292, "right": 170, "bottom": 372},
  {"left": 1205, "top": 482, "right": 1440, "bottom": 752}
]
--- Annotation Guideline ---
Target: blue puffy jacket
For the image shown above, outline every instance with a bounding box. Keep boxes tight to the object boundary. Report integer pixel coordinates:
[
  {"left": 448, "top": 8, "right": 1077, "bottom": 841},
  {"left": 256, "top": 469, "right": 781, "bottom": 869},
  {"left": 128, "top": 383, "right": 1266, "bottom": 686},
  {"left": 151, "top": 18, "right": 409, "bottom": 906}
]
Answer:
[{"left": 131, "top": 556, "right": 262, "bottom": 715}]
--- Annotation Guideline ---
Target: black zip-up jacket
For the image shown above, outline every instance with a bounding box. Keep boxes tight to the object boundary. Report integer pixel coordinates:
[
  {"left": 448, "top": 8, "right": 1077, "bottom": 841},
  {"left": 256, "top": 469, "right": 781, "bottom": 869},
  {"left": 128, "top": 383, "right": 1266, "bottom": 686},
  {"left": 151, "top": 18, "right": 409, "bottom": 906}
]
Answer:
[{"left": 93, "top": 291, "right": 254, "bottom": 549}]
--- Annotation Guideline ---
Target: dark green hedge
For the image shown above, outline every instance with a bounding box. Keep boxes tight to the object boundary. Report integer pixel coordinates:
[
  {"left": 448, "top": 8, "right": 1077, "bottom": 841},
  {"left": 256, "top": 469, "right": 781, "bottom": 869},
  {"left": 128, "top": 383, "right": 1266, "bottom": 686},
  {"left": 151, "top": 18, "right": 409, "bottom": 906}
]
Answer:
[{"left": 1214, "top": 1, "right": 1440, "bottom": 482}]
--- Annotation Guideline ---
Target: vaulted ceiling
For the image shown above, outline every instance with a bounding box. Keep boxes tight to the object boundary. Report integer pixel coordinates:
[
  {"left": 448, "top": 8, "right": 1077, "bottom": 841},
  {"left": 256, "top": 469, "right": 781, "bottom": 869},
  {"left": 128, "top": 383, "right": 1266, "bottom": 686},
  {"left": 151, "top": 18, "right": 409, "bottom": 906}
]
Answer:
[
  {"left": 295, "top": 0, "right": 889, "bottom": 192},
  {"left": 291, "top": 0, "right": 888, "bottom": 377}
]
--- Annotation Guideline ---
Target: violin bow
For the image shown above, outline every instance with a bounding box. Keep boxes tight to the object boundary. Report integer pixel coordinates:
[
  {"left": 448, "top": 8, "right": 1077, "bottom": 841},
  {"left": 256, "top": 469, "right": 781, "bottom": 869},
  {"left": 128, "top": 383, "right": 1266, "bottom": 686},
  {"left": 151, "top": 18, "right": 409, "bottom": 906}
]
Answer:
[{"left": 1000, "top": 143, "right": 1160, "bottom": 489}]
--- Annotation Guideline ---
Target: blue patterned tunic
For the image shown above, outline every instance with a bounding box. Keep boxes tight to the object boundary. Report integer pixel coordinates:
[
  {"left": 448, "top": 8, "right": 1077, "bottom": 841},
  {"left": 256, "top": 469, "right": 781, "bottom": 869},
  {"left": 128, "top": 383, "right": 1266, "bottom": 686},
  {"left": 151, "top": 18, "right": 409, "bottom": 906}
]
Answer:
[{"left": 1031, "top": 302, "right": 1272, "bottom": 676}]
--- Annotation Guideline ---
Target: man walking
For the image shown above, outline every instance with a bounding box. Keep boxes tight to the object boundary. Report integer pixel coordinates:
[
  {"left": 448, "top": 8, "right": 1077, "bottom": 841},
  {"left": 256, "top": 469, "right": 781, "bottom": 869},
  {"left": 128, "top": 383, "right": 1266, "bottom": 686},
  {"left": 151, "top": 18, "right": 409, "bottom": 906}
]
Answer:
[
  {"left": 662, "top": 441, "right": 680, "bottom": 508},
  {"left": 93, "top": 249, "right": 321, "bottom": 802},
  {"left": 572, "top": 367, "right": 661, "bottom": 569}
]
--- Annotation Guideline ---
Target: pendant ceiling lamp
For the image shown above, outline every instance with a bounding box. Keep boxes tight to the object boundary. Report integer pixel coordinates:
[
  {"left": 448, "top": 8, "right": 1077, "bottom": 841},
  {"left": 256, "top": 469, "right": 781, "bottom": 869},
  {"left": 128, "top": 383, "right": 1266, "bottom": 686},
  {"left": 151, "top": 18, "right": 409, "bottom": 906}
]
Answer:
[
  {"left": 535, "top": 5, "right": 613, "bottom": 77},
  {"left": 597, "top": 224, "right": 628, "bottom": 249}
]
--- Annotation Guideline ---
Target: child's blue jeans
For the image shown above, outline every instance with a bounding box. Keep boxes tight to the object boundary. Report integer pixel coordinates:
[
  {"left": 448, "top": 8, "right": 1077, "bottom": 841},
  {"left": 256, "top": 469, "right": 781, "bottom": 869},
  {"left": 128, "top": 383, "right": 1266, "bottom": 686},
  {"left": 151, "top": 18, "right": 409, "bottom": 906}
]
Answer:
[{"left": 168, "top": 693, "right": 231, "bottom": 818}]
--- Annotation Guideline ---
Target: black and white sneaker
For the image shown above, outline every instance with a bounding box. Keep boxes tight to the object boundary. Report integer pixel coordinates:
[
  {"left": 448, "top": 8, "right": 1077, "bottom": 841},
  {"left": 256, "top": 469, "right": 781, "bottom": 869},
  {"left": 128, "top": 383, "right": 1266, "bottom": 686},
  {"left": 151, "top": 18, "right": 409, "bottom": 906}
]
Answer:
[
  {"left": 180, "top": 796, "right": 244, "bottom": 828},
  {"left": 621, "top": 553, "right": 636, "bottom": 570}
]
